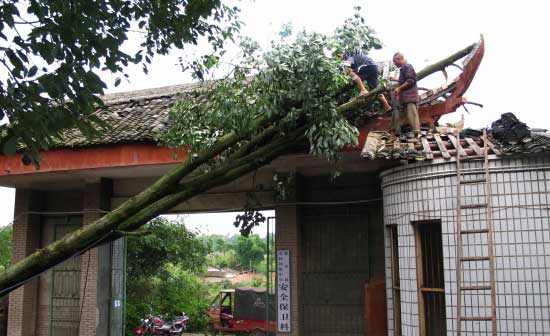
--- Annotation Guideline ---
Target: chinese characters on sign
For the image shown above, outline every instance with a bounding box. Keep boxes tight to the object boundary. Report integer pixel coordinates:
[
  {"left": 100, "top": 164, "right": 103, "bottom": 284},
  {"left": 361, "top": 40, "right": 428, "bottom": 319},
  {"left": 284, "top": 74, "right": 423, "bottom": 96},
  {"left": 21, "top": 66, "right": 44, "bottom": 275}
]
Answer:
[{"left": 277, "top": 249, "right": 291, "bottom": 333}]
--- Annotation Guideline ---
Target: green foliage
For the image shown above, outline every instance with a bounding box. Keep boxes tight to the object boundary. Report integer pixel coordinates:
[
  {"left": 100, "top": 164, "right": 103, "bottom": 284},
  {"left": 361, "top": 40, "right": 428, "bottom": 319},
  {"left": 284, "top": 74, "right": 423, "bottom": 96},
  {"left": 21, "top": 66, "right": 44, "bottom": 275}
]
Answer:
[
  {"left": 126, "top": 217, "right": 209, "bottom": 278},
  {"left": 162, "top": 8, "right": 382, "bottom": 164},
  {"left": 0, "top": 226, "right": 12, "bottom": 273},
  {"left": 126, "top": 265, "right": 211, "bottom": 334},
  {"left": 125, "top": 217, "right": 210, "bottom": 333},
  {"left": 233, "top": 210, "right": 265, "bottom": 237},
  {"left": 203, "top": 233, "right": 270, "bottom": 272},
  {"left": 126, "top": 226, "right": 272, "bottom": 333},
  {"left": 0, "top": 0, "right": 241, "bottom": 164},
  {"left": 234, "top": 234, "right": 266, "bottom": 270},
  {"left": 334, "top": 6, "right": 382, "bottom": 54}
]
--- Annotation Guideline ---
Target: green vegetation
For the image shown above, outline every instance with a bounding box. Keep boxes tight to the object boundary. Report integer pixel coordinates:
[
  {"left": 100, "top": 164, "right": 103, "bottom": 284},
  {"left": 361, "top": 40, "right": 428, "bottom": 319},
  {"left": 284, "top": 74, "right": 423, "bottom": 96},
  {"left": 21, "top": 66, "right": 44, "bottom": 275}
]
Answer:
[
  {"left": 0, "top": 226, "right": 12, "bottom": 273},
  {"left": 125, "top": 217, "right": 274, "bottom": 334},
  {"left": 0, "top": 0, "right": 240, "bottom": 163},
  {"left": 203, "top": 233, "right": 272, "bottom": 272},
  {"left": 0, "top": 225, "right": 11, "bottom": 334},
  {"left": 125, "top": 217, "right": 210, "bottom": 333}
]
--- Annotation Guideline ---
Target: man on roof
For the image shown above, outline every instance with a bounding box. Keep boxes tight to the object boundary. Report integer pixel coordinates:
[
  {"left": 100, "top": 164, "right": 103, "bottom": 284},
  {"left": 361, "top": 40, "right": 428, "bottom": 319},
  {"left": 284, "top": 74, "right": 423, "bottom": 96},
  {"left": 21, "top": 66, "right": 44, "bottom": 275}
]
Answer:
[
  {"left": 341, "top": 51, "right": 392, "bottom": 111},
  {"left": 391, "top": 52, "right": 420, "bottom": 138}
]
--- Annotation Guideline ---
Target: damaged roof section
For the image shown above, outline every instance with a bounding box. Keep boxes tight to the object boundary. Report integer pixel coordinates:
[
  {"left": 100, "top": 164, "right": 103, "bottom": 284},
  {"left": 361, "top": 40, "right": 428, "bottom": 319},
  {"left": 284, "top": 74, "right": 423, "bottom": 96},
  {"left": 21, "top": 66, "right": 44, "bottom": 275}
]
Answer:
[{"left": 361, "top": 113, "right": 550, "bottom": 162}]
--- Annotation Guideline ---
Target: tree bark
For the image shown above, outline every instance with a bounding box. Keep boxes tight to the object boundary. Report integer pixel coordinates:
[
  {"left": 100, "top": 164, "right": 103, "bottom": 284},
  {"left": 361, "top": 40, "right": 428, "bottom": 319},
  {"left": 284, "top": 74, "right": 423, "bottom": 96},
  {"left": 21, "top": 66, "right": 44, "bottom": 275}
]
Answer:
[{"left": 0, "top": 41, "right": 478, "bottom": 295}]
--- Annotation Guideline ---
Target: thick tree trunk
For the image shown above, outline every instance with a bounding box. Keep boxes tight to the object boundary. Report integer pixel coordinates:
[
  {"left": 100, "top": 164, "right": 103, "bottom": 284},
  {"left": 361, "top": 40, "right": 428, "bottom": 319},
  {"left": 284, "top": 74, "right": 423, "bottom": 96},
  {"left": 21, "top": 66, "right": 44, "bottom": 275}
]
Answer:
[{"left": 0, "top": 42, "right": 477, "bottom": 295}]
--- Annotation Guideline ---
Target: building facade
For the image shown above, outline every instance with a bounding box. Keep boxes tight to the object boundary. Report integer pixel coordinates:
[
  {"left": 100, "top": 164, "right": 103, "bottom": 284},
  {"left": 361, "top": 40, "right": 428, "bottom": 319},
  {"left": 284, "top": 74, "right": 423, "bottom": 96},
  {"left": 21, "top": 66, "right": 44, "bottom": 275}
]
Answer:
[
  {"left": 4, "top": 38, "right": 549, "bottom": 335},
  {"left": 382, "top": 155, "right": 550, "bottom": 335},
  {"left": 6, "top": 184, "right": 125, "bottom": 336}
]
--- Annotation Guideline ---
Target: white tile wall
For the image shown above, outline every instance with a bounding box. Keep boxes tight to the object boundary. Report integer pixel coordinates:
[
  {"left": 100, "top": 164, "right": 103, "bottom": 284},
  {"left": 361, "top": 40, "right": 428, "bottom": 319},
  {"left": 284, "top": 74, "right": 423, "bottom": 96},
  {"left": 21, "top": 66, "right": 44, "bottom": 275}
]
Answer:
[{"left": 381, "top": 156, "right": 550, "bottom": 335}]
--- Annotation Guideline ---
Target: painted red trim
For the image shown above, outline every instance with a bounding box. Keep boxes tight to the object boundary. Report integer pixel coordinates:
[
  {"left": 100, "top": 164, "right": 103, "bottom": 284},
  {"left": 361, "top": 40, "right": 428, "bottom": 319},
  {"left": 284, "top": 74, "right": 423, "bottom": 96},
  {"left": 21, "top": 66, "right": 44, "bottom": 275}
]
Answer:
[{"left": 0, "top": 143, "right": 187, "bottom": 176}]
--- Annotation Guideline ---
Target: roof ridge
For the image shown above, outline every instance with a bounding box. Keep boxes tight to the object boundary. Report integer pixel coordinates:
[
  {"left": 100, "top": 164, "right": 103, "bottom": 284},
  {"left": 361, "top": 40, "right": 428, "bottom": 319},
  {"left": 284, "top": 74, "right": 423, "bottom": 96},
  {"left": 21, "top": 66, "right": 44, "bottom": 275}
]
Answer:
[{"left": 100, "top": 82, "right": 201, "bottom": 105}]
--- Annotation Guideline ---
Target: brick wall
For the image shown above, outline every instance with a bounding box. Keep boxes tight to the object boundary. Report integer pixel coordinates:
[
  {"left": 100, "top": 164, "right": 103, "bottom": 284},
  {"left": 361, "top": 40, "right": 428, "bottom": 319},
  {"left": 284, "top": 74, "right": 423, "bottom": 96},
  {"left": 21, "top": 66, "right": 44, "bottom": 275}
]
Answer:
[
  {"left": 78, "top": 248, "right": 98, "bottom": 336},
  {"left": 7, "top": 189, "right": 42, "bottom": 336},
  {"left": 6, "top": 185, "right": 109, "bottom": 336},
  {"left": 78, "top": 182, "right": 106, "bottom": 336}
]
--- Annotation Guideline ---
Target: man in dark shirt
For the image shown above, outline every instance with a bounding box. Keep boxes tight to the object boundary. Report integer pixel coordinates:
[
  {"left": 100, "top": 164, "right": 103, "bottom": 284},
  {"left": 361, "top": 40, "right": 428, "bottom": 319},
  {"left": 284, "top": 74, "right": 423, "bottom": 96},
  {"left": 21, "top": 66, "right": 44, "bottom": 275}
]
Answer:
[
  {"left": 341, "top": 51, "right": 391, "bottom": 111},
  {"left": 391, "top": 52, "right": 420, "bottom": 137}
]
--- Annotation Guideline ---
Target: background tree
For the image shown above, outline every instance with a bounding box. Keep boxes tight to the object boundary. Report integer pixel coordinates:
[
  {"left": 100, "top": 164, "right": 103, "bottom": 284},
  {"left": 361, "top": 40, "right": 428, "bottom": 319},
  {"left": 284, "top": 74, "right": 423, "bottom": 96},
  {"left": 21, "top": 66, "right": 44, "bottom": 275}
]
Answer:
[
  {"left": 0, "top": 226, "right": 12, "bottom": 273},
  {"left": 125, "top": 217, "right": 210, "bottom": 333},
  {"left": 0, "top": 0, "right": 240, "bottom": 164},
  {"left": 0, "top": 6, "right": 477, "bottom": 295},
  {"left": 234, "top": 234, "right": 266, "bottom": 270},
  {"left": 126, "top": 217, "right": 208, "bottom": 279},
  {"left": 0, "top": 225, "right": 11, "bottom": 336}
]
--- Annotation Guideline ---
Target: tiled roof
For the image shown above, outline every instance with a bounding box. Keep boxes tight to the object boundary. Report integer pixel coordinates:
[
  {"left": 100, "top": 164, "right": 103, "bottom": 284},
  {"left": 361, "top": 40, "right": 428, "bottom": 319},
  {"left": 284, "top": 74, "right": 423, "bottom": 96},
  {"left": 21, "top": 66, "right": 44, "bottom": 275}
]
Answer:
[
  {"left": 58, "top": 83, "right": 200, "bottom": 147},
  {"left": 361, "top": 127, "right": 550, "bottom": 162}
]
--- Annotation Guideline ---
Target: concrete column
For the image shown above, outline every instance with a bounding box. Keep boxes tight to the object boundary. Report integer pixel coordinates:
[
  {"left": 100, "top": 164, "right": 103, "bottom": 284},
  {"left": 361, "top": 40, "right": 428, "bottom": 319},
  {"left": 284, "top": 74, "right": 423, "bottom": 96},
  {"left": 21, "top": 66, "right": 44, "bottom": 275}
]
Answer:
[
  {"left": 7, "top": 189, "right": 42, "bottom": 336},
  {"left": 275, "top": 205, "right": 301, "bottom": 336}
]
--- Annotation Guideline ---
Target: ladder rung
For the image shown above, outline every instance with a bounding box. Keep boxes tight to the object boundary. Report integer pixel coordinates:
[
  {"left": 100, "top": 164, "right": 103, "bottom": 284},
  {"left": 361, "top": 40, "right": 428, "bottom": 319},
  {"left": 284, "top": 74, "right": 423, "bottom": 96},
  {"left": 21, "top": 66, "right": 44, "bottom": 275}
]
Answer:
[
  {"left": 460, "top": 316, "right": 493, "bottom": 321},
  {"left": 460, "top": 229, "right": 489, "bottom": 234},
  {"left": 459, "top": 178, "right": 486, "bottom": 184},
  {"left": 460, "top": 203, "right": 487, "bottom": 209},
  {"left": 461, "top": 285, "right": 491, "bottom": 291},
  {"left": 461, "top": 256, "right": 490, "bottom": 262}
]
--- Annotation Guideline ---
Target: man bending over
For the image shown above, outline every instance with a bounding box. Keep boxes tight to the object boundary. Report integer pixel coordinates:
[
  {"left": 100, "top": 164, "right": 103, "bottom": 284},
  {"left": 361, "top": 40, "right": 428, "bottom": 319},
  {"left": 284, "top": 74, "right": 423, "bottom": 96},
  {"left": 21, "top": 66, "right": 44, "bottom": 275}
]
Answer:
[{"left": 341, "top": 51, "right": 392, "bottom": 111}]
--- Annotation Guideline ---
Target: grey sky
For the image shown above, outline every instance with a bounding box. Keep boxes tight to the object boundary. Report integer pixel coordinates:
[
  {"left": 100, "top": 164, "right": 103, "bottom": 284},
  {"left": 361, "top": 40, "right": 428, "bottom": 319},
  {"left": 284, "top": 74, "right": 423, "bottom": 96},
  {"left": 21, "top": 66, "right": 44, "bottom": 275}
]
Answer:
[{"left": 1, "top": 0, "right": 548, "bottom": 231}]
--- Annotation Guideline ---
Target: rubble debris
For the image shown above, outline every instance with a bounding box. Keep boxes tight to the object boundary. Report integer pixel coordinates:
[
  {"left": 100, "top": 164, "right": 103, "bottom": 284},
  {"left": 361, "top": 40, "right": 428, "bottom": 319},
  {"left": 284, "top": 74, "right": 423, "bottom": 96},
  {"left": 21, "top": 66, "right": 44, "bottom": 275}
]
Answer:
[
  {"left": 361, "top": 113, "right": 550, "bottom": 162},
  {"left": 489, "top": 113, "right": 550, "bottom": 155}
]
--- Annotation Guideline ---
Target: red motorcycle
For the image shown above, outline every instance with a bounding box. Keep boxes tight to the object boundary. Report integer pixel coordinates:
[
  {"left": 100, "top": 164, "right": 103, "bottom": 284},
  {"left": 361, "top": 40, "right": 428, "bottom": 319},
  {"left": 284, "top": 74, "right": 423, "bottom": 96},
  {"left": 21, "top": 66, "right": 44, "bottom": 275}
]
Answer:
[{"left": 135, "top": 312, "right": 189, "bottom": 335}]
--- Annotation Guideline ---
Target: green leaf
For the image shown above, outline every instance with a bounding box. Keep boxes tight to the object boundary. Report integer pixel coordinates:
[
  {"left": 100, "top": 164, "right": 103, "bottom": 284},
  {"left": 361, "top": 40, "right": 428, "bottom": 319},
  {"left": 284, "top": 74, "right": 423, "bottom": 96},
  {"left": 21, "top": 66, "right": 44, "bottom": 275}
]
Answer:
[
  {"left": 2, "top": 136, "right": 18, "bottom": 156},
  {"left": 28, "top": 66, "right": 38, "bottom": 77}
]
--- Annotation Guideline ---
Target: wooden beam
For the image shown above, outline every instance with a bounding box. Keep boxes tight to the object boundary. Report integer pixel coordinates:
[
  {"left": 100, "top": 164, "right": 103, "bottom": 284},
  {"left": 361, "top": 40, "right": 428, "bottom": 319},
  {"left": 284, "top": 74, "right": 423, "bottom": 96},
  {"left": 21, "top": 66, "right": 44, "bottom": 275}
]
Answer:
[
  {"left": 448, "top": 134, "right": 467, "bottom": 156},
  {"left": 486, "top": 139, "right": 502, "bottom": 155},
  {"left": 434, "top": 134, "right": 451, "bottom": 159},
  {"left": 465, "top": 137, "right": 483, "bottom": 155},
  {"left": 421, "top": 137, "right": 434, "bottom": 160}
]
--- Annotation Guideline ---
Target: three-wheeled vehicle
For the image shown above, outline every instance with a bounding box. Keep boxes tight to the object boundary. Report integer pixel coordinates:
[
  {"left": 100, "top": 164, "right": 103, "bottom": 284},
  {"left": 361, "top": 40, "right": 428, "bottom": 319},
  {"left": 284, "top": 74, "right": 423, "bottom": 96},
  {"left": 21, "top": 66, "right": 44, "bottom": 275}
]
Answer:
[{"left": 207, "top": 287, "right": 276, "bottom": 335}]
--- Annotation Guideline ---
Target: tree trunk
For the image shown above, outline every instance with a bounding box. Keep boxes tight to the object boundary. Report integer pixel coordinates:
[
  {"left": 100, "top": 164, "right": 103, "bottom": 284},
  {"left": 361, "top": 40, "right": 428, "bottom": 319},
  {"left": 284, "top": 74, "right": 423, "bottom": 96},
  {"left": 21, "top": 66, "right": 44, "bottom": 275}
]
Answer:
[{"left": 0, "top": 42, "right": 477, "bottom": 295}]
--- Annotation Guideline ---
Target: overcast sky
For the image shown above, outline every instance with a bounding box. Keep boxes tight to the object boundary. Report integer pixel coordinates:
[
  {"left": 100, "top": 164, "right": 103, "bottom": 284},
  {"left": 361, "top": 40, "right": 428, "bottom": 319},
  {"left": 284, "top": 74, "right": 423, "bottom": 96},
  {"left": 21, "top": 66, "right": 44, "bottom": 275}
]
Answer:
[{"left": 1, "top": 0, "right": 549, "bottom": 233}]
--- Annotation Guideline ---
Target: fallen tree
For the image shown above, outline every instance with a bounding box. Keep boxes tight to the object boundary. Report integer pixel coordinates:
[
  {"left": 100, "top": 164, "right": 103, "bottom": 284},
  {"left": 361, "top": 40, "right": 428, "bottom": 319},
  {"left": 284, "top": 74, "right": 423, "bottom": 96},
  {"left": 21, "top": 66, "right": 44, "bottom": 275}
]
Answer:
[{"left": 0, "top": 13, "right": 478, "bottom": 295}]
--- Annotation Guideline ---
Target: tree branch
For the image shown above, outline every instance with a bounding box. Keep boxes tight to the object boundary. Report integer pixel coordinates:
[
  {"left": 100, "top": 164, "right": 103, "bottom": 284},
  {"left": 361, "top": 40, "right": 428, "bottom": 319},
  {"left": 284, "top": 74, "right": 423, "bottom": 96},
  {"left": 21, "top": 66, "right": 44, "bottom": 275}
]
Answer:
[
  {"left": 0, "top": 125, "right": 302, "bottom": 294},
  {"left": 115, "top": 131, "right": 304, "bottom": 235},
  {"left": 336, "top": 42, "right": 477, "bottom": 113}
]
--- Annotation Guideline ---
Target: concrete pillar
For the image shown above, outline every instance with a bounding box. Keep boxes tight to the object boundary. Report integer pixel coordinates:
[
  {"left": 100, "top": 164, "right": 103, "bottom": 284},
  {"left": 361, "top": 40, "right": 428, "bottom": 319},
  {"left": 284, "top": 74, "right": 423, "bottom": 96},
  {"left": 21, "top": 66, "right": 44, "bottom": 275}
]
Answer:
[
  {"left": 275, "top": 205, "right": 301, "bottom": 336},
  {"left": 7, "top": 189, "right": 42, "bottom": 336}
]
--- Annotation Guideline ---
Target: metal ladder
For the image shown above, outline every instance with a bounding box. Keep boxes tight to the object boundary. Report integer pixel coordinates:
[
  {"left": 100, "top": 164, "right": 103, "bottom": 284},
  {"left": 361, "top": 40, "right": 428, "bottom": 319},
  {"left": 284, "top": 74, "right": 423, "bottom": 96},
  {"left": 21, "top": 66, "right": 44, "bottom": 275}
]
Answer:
[{"left": 455, "top": 129, "right": 497, "bottom": 335}]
